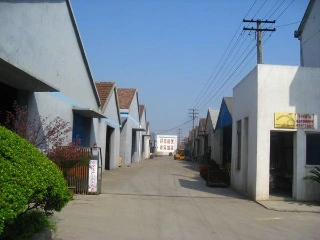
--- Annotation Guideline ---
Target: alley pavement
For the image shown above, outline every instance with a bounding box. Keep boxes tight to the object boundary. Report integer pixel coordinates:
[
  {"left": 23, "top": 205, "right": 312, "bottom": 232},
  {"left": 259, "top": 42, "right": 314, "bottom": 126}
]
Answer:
[{"left": 51, "top": 156, "right": 320, "bottom": 240}]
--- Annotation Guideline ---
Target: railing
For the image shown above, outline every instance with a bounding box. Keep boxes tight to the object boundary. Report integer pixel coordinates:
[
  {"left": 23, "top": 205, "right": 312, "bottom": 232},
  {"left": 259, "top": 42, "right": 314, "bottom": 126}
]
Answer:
[{"left": 56, "top": 147, "right": 102, "bottom": 195}]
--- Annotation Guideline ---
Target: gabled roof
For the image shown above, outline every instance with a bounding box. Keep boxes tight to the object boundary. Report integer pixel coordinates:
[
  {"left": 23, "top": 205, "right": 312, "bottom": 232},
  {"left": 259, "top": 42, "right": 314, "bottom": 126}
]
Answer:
[
  {"left": 66, "top": 1, "right": 101, "bottom": 106},
  {"left": 224, "top": 97, "right": 233, "bottom": 117},
  {"left": 294, "top": 0, "right": 316, "bottom": 38},
  {"left": 117, "top": 88, "right": 137, "bottom": 110},
  {"left": 199, "top": 118, "right": 206, "bottom": 132},
  {"left": 139, "top": 105, "right": 145, "bottom": 119},
  {"left": 207, "top": 108, "right": 219, "bottom": 129},
  {"left": 94, "top": 81, "right": 121, "bottom": 125},
  {"left": 215, "top": 97, "right": 233, "bottom": 130},
  {"left": 95, "top": 82, "right": 115, "bottom": 107}
]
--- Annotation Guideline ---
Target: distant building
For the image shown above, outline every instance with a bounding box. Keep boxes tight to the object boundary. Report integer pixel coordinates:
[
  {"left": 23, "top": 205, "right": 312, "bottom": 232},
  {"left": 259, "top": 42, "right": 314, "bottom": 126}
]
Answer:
[{"left": 156, "top": 135, "right": 178, "bottom": 156}]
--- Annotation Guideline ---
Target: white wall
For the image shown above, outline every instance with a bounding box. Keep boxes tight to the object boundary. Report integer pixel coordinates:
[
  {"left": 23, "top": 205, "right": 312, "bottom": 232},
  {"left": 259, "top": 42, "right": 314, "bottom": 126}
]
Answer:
[
  {"left": 233, "top": 64, "right": 320, "bottom": 201},
  {"left": 205, "top": 112, "right": 214, "bottom": 161},
  {"left": 231, "top": 66, "right": 258, "bottom": 198},
  {"left": 258, "top": 65, "right": 320, "bottom": 201},
  {"left": 120, "top": 92, "right": 141, "bottom": 165},
  {"left": 299, "top": 0, "right": 320, "bottom": 68},
  {"left": 99, "top": 89, "right": 121, "bottom": 170},
  {"left": 139, "top": 108, "right": 150, "bottom": 160},
  {"left": 0, "top": 1, "right": 98, "bottom": 109},
  {"left": 156, "top": 135, "right": 178, "bottom": 155},
  {"left": 0, "top": 0, "right": 102, "bottom": 151}
]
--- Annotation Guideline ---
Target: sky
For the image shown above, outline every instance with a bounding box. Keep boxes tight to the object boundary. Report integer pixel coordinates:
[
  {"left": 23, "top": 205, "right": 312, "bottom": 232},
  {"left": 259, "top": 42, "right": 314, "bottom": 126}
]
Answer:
[{"left": 71, "top": 0, "right": 309, "bottom": 139}]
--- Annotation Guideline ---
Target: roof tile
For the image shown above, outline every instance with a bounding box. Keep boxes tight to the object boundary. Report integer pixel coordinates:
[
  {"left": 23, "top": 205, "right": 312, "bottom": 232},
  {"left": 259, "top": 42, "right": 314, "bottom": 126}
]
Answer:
[
  {"left": 117, "top": 88, "right": 136, "bottom": 109},
  {"left": 95, "top": 82, "right": 115, "bottom": 107}
]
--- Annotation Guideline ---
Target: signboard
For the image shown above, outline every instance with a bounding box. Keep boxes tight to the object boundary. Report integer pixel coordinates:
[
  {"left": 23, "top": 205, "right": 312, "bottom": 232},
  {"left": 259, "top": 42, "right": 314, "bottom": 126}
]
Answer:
[
  {"left": 88, "top": 159, "right": 98, "bottom": 193},
  {"left": 156, "top": 135, "right": 178, "bottom": 154},
  {"left": 274, "top": 112, "right": 296, "bottom": 129},
  {"left": 296, "top": 114, "right": 314, "bottom": 129},
  {"left": 274, "top": 113, "right": 314, "bottom": 129}
]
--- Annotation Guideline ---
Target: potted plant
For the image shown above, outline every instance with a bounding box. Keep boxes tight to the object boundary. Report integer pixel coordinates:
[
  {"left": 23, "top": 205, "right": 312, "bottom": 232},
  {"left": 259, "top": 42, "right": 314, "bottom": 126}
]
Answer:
[{"left": 303, "top": 167, "right": 320, "bottom": 184}]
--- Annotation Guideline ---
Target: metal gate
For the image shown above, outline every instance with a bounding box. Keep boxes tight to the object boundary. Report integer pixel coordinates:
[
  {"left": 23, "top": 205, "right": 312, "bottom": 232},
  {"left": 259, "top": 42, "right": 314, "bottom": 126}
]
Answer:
[{"left": 59, "top": 147, "right": 102, "bottom": 195}]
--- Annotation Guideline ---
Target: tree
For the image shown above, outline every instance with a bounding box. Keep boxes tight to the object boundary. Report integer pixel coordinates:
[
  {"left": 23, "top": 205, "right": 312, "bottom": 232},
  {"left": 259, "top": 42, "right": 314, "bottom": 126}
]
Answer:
[{"left": 3, "top": 102, "right": 71, "bottom": 152}]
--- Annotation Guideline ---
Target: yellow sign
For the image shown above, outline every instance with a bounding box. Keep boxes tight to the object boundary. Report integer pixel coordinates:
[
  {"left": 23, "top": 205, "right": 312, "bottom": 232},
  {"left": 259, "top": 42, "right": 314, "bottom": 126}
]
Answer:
[{"left": 274, "top": 113, "right": 296, "bottom": 129}]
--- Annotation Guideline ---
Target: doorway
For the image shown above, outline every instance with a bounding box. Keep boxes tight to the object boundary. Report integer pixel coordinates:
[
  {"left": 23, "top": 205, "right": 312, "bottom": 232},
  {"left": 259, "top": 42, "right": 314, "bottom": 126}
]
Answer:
[
  {"left": 105, "top": 126, "right": 114, "bottom": 170},
  {"left": 0, "top": 83, "right": 17, "bottom": 125},
  {"left": 269, "top": 131, "right": 294, "bottom": 197}
]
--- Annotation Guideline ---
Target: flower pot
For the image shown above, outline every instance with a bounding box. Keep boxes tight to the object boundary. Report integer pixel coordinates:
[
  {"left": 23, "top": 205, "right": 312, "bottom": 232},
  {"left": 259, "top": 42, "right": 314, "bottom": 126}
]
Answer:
[{"left": 68, "top": 186, "right": 76, "bottom": 199}]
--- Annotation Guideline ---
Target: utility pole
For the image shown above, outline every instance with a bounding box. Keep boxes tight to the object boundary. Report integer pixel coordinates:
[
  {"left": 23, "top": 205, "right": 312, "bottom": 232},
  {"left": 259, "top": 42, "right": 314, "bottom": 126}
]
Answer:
[
  {"left": 243, "top": 19, "right": 276, "bottom": 64},
  {"left": 189, "top": 108, "right": 198, "bottom": 160},
  {"left": 177, "top": 128, "right": 181, "bottom": 147}
]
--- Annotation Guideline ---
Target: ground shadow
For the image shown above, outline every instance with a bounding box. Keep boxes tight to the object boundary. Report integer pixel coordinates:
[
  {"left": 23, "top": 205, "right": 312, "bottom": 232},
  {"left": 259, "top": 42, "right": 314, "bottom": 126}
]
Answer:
[
  {"left": 178, "top": 177, "right": 247, "bottom": 199},
  {"left": 175, "top": 159, "right": 199, "bottom": 172}
]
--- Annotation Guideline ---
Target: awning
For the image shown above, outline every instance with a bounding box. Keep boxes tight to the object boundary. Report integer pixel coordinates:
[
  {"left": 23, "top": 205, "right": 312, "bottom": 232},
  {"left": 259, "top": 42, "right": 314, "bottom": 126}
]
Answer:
[
  {"left": 73, "top": 107, "right": 107, "bottom": 118},
  {"left": 0, "top": 58, "right": 59, "bottom": 92},
  {"left": 133, "top": 127, "right": 146, "bottom": 132}
]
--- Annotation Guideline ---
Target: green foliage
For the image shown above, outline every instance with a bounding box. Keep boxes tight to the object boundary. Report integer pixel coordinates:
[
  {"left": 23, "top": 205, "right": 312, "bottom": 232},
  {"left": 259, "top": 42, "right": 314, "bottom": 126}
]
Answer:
[
  {"left": 0, "top": 126, "right": 70, "bottom": 236},
  {"left": 46, "top": 141, "right": 89, "bottom": 185},
  {"left": 0, "top": 210, "right": 54, "bottom": 240},
  {"left": 303, "top": 167, "right": 320, "bottom": 184}
]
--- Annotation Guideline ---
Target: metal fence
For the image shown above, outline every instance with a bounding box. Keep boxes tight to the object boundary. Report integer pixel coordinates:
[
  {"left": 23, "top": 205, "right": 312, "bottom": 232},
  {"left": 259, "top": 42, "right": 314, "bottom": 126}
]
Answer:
[{"left": 57, "top": 147, "right": 102, "bottom": 195}]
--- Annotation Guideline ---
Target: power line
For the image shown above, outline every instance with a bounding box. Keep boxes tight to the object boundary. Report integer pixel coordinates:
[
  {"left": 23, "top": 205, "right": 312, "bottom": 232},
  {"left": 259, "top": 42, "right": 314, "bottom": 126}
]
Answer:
[
  {"left": 155, "top": 119, "right": 193, "bottom": 135},
  {"left": 243, "top": 19, "right": 276, "bottom": 64},
  {"left": 165, "top": 0, "right": 298, "bottom": 135},
  {"left": 191, "top": 0, "right": 260, "bottom": 109}
]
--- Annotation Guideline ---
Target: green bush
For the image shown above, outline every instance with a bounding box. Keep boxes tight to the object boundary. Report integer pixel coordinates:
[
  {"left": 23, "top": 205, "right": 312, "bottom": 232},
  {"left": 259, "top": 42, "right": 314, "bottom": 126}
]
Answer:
[
  {"left": 0, "top": 210, "right": 54, "bottom": 240},
  {"left": 303, "top": 167, "right": 320, "bottom": 184},
  {"left": 0, "top": 126, "right": 70, "bottom": 236}
]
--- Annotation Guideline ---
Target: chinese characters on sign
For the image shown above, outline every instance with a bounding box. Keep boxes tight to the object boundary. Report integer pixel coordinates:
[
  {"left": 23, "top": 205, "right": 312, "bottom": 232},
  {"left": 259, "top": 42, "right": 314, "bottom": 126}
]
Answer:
[
  {"left": 159, "top": 138, "right": 175, "bottom": 151},
  {"left": 274, "top": 113, "right": 314, "bottom": 129},
  {"left": 296, "top": 114, "right": 314, "bottom": 129},
  {"left": 88, "top": 159, "right": 98, "bottom": 193}
]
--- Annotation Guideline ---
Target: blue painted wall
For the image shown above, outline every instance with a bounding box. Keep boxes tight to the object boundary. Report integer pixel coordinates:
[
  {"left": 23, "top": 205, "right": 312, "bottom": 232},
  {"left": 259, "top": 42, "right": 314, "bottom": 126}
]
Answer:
[{"left": 215, "top": 99, "right": 232, "bottom": 130}]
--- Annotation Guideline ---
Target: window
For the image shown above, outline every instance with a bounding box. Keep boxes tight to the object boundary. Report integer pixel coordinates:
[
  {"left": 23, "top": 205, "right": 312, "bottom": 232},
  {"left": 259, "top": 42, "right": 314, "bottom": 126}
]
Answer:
[
  {"left": 237, "top": 120, "right": 241, "bottom": 170},
  {"left": 306, "top": 133, "right": 320, "bottom": 165}
]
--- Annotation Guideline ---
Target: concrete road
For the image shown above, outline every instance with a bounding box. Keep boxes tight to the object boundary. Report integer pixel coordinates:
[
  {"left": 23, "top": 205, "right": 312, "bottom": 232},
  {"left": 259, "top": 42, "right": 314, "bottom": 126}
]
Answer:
[{"left": 54, "top": 156, "right": 320, "bottom": 240}]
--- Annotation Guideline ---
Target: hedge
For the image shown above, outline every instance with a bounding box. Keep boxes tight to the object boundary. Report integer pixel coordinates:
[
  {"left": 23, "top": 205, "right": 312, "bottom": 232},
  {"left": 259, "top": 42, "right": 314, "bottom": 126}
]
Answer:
[{"left": 0, "top": 126, "right": 70, "bottom": 236}]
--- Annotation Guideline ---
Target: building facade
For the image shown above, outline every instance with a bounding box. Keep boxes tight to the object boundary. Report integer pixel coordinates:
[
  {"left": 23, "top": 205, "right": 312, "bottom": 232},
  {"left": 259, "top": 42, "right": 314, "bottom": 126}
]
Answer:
[{"left": 231, "top": 64, "right": 320, "bottom": 201}]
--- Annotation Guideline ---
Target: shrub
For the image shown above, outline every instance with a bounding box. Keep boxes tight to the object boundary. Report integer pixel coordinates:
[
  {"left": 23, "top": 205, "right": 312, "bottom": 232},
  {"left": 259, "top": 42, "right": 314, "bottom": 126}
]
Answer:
[
  {"left": 0, "top": 210, "right": 54, "bottom": 240},
  {"left": 0, "top": 126, "right": 70, "bottom": 236},
  {"left": 303, "top": 167, "right": 320, "bottom": 184}
]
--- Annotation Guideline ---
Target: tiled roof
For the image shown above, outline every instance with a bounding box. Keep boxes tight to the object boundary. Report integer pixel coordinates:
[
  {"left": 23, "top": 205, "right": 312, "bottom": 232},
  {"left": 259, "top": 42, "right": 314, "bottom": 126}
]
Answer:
[
  {"left": 199, "top": 118, "right": 206, "bottom": 131},
  {"left": 139, "top": 105, "right": 145, "bottom": 118},
  {"left": 117, "top": 88, "right": 136, "bottom": 109},
  {"left": 95, "top": 82, "right": 115, "bottom": 107}
]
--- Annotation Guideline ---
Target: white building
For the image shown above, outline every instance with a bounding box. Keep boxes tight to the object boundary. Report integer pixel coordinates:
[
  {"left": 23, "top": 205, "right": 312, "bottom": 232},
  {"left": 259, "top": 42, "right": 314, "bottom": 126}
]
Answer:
[
  {"left": 294, "top": 0, "right": 320, "bottom": 68},
  {"left": 205, "top": 108, "right": 219, "bottom": 162},
  {"left": 118, "top": 88, "right": 143, "bottom": 165},
  {"left": 231, "top": 64, "right": 320, "bottom": 201},
  {"left": 156, "top": 135, "right": 178, "bottom": 156},
  {"left": 95, "top": 82, "right": 121, "bottom": 170},
  {"left": 139, "top": 105, "right": 151, "bottom": 160},
  {"left": 231, "top": 0, "right": 320, "bottom": 202},
  {"left": 0, "top": 0, "right": 103, "bottom": 149}
]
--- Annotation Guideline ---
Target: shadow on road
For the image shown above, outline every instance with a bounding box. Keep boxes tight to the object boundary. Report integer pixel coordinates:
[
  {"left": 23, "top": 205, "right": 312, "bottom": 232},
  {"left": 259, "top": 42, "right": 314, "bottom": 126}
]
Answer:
[
  {"left": 173, "top": 160, "right": 246, "bottom": 199},
  {"left": 175, "top": 159, "right": 199, "bottom": 172}
]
